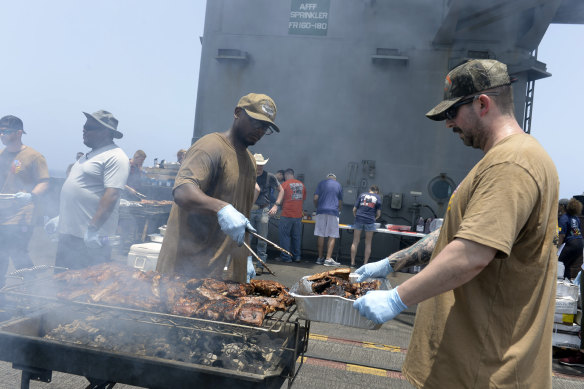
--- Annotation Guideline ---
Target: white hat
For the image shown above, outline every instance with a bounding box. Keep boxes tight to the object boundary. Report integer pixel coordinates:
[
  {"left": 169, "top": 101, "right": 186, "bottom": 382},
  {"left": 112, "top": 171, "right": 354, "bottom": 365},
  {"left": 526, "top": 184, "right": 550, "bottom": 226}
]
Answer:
[{"left": 254, "top": 153, "right": 269, "bottom": 166}]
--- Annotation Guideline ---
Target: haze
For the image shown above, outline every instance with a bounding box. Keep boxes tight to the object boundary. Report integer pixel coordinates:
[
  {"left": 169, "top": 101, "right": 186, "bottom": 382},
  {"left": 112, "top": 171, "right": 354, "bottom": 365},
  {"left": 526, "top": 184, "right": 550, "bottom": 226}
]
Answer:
[{"left": 0, "top": 1, "right": 581, "bottom": 198}]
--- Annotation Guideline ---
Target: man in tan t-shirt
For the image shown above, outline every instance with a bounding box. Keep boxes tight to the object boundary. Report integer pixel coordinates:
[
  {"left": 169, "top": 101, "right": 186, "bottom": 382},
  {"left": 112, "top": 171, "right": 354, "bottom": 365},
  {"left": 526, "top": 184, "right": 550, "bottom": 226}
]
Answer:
[
  {"left": 0, "top": 115, "right": 49, "bottom": 288},
  {"left": 156, "top": 93, "right": 280, "bottom": 283},
  {"left": 353, "top": 60, "right": 558, "bottom": 388}
]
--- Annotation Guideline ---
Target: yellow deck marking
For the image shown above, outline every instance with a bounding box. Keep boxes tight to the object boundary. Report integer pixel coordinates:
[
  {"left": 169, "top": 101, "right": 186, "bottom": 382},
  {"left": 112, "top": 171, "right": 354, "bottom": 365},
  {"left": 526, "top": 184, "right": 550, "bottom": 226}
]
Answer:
[
  {"left": 346, "top": 364, "right": 388, "bottom": 377},
  {"left": 363, "top": 342, "right": 402, "bottom": 352},
  {"left": 309, "top": 333, "right": 329, "bottom": 342},
  {"left": 310, "top": 333, "right": 403, "bottom": 352}
]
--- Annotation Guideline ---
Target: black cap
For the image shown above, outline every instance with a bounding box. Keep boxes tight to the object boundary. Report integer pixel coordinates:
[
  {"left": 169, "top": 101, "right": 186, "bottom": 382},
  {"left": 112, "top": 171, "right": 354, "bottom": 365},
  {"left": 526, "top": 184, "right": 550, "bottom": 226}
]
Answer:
[{"left": 0, "top": 115, "right": 26, "bottom": 134}]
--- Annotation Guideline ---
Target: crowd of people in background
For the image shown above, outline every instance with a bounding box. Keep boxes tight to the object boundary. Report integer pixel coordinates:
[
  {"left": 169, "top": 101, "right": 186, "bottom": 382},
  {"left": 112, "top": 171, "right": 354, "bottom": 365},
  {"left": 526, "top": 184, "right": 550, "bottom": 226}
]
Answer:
[{"left": 0, "top": 103, "right": 387, "bottom": 287}]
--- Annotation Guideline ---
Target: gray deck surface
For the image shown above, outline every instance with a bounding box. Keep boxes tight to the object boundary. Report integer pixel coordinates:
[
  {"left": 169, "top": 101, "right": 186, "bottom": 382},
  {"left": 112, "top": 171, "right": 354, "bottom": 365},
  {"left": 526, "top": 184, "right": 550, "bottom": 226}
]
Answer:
[{"left": 0, "top": 227, "right": 582, "bottom": 388}]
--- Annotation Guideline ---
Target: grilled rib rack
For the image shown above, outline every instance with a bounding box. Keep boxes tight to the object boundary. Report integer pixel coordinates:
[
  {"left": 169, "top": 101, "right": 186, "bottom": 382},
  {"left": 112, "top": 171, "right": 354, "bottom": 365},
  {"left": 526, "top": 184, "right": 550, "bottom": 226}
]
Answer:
[{"left": 0, "top": 278, "right": 310, "bottom": 389}]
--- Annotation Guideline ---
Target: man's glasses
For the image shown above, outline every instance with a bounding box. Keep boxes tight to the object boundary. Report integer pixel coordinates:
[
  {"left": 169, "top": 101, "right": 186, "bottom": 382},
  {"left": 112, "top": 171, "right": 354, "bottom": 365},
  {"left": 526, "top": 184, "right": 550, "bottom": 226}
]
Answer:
[
  {"left": 0, "top": 129, "right": 18, "bottom": 135},
  {"left": 249, "top": 117, "right": 274, "bottom": 135},
  {"left": 444, "top": 91, "right": 500, "bottom": 120}
]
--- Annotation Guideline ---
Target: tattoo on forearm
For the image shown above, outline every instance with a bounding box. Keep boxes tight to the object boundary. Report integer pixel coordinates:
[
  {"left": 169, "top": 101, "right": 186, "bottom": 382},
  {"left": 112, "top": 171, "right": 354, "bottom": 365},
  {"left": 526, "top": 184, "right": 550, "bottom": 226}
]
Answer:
[{"left": 389, "top": 229, "right": 440, "bottom": 271}]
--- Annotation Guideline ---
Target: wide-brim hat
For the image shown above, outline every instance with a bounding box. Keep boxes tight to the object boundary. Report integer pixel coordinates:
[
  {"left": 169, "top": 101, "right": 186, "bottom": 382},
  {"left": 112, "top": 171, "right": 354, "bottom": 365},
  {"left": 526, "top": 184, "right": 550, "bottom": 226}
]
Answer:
[
  {"left": 426, "top": 59, "right": 511, "bottom": 121},
  {"left": 83, "top": 110, "right": 123, "bottom": 139},
  {"left": 237, "top": 93, "right": 280, "bottom": 133},
  {"left": 254, "top": 153, "right": 269, "bottom": 166}
]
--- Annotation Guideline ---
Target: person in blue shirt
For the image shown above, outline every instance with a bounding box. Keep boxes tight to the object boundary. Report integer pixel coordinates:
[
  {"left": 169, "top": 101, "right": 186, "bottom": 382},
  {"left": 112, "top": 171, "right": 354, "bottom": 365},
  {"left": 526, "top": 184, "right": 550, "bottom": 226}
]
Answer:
[
  {"left": 350, "top": 185, "right": 382, "bottom": 267},
  {"left": 313, "top": 173, "right": 343, "bottom": 266},
  {"left": 558, "top": 197, "right": 583, "bottom": 280}
]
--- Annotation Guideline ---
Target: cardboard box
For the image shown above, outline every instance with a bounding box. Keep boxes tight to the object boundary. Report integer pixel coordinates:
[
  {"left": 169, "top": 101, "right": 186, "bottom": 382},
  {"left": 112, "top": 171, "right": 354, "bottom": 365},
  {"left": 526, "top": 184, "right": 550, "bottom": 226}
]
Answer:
[
  {"left": 555, "top": 297, "right": 578, "bottom": 315},
  {"left": 557, "top": 280, "right": 579, "bottom": 300},
  {"left": 553, "top": 323, "right": 581, "bottom": 335},
  {"left": 552, "top": 332, "right": 581, "bottom": 350}
]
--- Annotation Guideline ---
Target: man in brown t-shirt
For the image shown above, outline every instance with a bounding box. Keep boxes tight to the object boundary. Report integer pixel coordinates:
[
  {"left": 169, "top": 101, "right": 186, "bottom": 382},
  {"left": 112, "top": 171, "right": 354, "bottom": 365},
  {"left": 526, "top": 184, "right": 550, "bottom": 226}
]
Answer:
[
  {"left": 353, "top": 60, "right": 558, "bottom": 388},
  {"left": 156, "top": 93, "right": 281, "bottom": 283},
  {"left": 0, "top": 115, "right": 49, "bottom": 288}
]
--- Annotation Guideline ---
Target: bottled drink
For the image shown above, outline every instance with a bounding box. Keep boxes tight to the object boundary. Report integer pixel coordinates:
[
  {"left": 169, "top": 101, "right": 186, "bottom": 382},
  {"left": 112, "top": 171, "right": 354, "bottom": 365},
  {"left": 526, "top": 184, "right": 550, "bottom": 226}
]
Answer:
[
  {"left": 99, "top": 235, "right": 121, "bottom": 246},
  {"left": 415, "top": 217, "right": 425, "bottom": 233},
  {"left": 424, "top": 218, "right": 433, "bottom": 234}
]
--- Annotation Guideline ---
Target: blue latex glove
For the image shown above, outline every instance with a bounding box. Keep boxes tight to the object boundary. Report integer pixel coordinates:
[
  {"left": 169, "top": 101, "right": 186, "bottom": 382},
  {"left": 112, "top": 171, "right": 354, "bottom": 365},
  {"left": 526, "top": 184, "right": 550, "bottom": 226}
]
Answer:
[
  {"left": 84, "top": 226, "right": 102, "bottom": 249},
  {"left": 574, "top": 271, "right": 581, "bottom": 286},
  {"left": 217, "top": 204, "right": 255, "bottom": 246},
  {"left": 354, "top": 258, "right": 393, "bottom": 282},
  {"left": 246, "top": 256, "right": 256, "bottom": 283},
  {"left": 14, "top": 192, "right": 32, "bottom": 203},
  {"left": 44, "top": 216, "right": 60, "bottom": 234},
  {"left": 353, "top": 288, "right": 407, "bottom": 324}
]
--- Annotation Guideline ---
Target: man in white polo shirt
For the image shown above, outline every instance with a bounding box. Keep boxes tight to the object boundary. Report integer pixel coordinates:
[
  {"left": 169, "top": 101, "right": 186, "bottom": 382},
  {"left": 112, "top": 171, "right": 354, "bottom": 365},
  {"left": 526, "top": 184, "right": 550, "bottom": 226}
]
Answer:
[{"left": 52, "top": 110, "right": 130, "bottom": 269}]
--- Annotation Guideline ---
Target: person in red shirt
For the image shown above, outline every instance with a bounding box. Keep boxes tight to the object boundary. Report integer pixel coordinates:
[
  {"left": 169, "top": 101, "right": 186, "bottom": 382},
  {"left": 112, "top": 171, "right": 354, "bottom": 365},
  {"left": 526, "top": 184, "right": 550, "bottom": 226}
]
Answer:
[{"left": 277, "top": 168, "right": 306, "bottom": 262}]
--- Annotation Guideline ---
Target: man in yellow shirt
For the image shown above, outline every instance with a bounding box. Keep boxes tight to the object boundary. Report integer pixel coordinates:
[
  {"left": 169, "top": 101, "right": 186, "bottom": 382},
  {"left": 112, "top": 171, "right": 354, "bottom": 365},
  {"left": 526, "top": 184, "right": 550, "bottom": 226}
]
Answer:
[
  {"left": 156, "top": 94, "right": 280, "bottom": 283},
  {"left": 354, "top": 60, "right": 559, "bottom": 388},
  {"left": 0, "top": 115, "right": 49, "bottom": 288}
]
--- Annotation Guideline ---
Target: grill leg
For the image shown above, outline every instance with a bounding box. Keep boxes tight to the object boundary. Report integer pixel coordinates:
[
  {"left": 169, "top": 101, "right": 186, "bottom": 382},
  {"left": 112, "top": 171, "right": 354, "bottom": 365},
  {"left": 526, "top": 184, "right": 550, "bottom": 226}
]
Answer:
[
  {"left": 20, "top": 371, "right": 30, "bottom": 389},
  {"left": 16, "top": 366, "right": 51, "bottom": 389}
]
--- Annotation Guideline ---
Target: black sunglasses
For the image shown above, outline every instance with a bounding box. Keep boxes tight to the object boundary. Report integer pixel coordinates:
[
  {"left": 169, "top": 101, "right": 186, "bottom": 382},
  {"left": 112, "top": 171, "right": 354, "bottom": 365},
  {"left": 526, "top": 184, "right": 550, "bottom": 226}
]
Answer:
[
  {"left": 444, "top": 91, "right": 500, "bottom": 120},
  {"left": 0, "top": 129, "right": 19, "bottom": 135},
  {"left": 247, "top": 115, "right": 274, "bottom": 135}
]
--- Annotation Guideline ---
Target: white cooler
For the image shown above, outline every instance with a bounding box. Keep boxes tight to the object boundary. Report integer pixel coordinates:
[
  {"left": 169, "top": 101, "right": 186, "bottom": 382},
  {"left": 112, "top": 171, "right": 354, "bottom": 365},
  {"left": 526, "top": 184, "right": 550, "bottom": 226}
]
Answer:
[{"left": 127, "top": 242, "right": 162, "bottom": 272}]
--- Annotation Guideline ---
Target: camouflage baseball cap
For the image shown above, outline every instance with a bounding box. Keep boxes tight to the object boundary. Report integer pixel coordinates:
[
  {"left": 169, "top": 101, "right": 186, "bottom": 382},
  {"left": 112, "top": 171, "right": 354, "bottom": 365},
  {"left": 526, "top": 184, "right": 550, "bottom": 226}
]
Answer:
[
  {"left": 0, "top": 115, "right": 26, "bottom": 134},
  {"left": 236, "top": 93, "right": 280, "bottom": 133},
  {"left": 426, "top": 59, "right": 511, "bottom": 121}
]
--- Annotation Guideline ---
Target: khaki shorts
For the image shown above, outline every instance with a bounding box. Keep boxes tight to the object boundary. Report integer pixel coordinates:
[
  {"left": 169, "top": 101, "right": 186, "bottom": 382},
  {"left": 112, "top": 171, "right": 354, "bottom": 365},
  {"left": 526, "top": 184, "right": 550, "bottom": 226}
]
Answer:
[{"left": 314, "top": 214, "right": 339, "bottom": 238}]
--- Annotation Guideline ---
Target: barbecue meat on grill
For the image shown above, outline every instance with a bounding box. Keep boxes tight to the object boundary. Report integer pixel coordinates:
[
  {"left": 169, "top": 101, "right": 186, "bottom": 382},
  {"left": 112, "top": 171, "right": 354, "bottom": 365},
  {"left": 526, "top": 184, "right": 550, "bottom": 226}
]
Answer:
[
  {"left": 250, "top": 279, "right": 288, "bottom": 296},
  {"left": 170, "top": 297, "right": 202, "bottom": 317},
  {"left": 234, "top": 302, "right": 267, "bottom": 326},
  {"left": 53, "top": 264, "right": 295, "bottom": 327},
  {"left": 196, "top": 298, "right": 238, "bottom": 321}
]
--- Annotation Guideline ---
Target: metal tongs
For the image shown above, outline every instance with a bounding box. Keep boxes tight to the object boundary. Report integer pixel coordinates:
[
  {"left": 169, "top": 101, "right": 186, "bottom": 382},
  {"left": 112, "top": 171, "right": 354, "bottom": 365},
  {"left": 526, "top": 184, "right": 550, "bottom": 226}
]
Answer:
[
  {"left": 124, "top": 185, "right": 147, "bottom": 199},
  {"left": 6, "top": 265, "right": 69, "bottom": 280},
  {"left": 243, "top": 228, "right": 293, "bottom": 277},
  {"left": 0, "top": 193, "right": 16, "bottom": 200},
  {"left": 243, "top": 242, "right": 277, "bottom": 277},
  {"left": 247, "top": 229, "right": 292, "bottom": 258}
]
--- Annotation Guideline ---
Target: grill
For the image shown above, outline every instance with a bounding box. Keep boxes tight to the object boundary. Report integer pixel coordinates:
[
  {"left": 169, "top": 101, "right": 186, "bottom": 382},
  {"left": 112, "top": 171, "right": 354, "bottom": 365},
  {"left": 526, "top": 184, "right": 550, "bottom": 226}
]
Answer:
[{"left": 0, "top": 277, "right": 310, "bottom": 389}]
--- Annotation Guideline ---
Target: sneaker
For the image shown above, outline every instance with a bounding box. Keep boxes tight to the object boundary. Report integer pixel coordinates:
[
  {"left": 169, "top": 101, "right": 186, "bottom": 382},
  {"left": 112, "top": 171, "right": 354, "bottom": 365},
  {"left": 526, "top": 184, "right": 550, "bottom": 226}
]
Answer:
[
  {"left": 559, "top": 352, "right": 584, "bottom": 367},
  {"left": 294, "top": 257, "right": 302, "bottom": 263},
  {"left": 324, "top": 258, "right": 341, "bottom": 267},
  {"left": 255, "top": 266, "right": 263, "bottom": 275},
  {"left": 315, "top": 258, "right": 325, "bottom": 265},
  {"left": 281, "top": 257, "right": 292, "bottom": 263}
]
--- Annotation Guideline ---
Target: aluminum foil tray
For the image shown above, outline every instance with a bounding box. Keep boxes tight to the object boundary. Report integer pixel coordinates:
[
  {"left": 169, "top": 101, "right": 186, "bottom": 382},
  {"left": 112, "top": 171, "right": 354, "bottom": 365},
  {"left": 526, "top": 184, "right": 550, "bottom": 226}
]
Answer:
[{"left": 289, "top": 274, "right": 391, "bottom": 330}]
